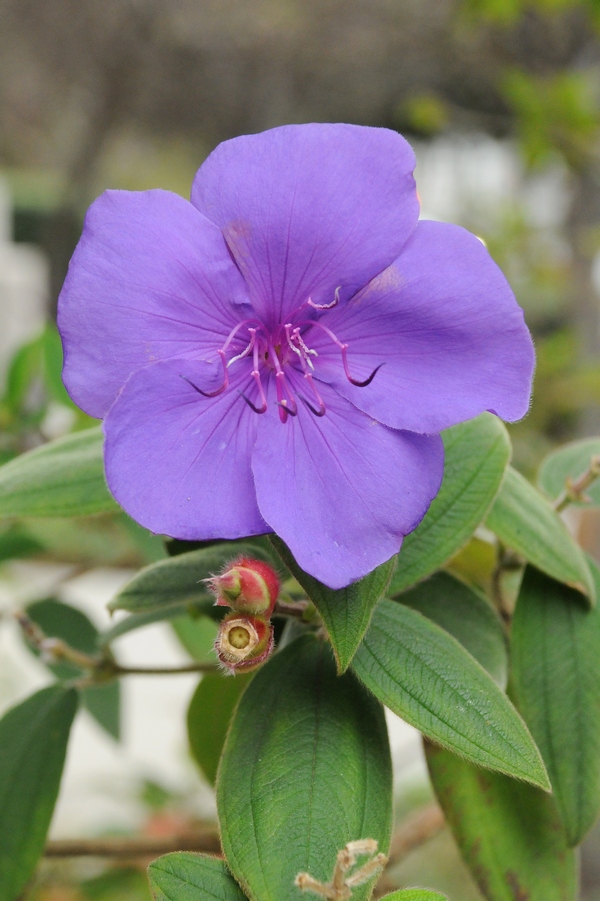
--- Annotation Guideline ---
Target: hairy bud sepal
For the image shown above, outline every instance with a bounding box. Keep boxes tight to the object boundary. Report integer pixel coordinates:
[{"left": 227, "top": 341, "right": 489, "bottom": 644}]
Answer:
[
  {"left": 208, "top": 556, "right": 280, "bottom": 617},
  {"left": 215, "top": 613, "right": 274, "bottom": 674}
]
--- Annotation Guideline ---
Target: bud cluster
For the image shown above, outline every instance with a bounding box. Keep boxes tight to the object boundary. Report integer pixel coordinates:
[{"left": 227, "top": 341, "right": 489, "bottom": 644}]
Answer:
[{"left": 208, "top": 556, "right": 280, "bottom": 674}]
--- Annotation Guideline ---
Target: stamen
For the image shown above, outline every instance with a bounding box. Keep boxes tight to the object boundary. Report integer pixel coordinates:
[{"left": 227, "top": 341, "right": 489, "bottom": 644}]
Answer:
[
  {"left": 285, "top": 324, "right": 317, "bottom": 371},
  {"left": 227, "top": 328, "right": 257, "bottom": 368},
  {"left": 180, "top": 349, "right": 228, "bottom": 397},
  {"left": 300, "top": 373, "right": 326, "bottom": 417},
  {"left": 307, "top": 285, "right": 341, "bottom": 311},
  {"left": 222, "top": 318, "right": 263, "bottom": 354},
  {"left": 297, "top": 320, "right": 384, "bottom": 389}
]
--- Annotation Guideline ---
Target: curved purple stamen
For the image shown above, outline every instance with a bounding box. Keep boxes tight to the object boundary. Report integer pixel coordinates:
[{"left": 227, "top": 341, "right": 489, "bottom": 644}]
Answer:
[{"left": 181, "top": 349, "right": 228, "bottom": 397}]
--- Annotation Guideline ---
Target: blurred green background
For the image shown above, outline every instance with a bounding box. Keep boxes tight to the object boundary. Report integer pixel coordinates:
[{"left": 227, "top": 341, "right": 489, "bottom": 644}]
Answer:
[{"left": 1, "top": 0, "right": 600, "bottom": 898}]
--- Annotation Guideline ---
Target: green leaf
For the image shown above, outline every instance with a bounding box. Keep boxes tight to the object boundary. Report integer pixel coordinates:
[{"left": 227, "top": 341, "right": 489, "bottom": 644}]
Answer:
[
  {"left": 0, "top": 524, "right": 43, "bottom": 564},
  {"left": 390, "top": 414, "right": 511, "bottom": 596},
  {"left": 187, "top": 672, "right": 252, "bottom": 786},
  {"left": 270, "top": 536, "right": 395, "bottom": 672},
  {"left": 148, "top": 852, "right": 247, "bottom": 901},
  {"left": 172, "top": 616, "right": 219, "bottom": 663},
  {"left": 218, "top": 635, "right": 392, "bottom": 901},
  {"left": 352, "top": 600, "right": 548, "bottom": 788},
  {"left": 538, "top": 437, "right": 600, "bottom": 507},
  {"left": 511, "top": 564, "right": 600, "bottom": 846},
  {"left": 426, "top": 743, "right": 578, "bottom": 901},
  {"left": 380, "top": 892, "right": 447, "bottom": 901},
  {"left": 26, "top": 598, "right": 120, "bottom": 740},
  {"left": 0, "top": 685, "right": 78, "bottom": 901},
  {"left": 109, "top": 543, "right": 279, "bottom": 613},
  {"left": 0, "top": 426, "right": 118, "bottom": 518},
  {"left": 3, "top": 331, "right": 43, "bottom": 414},
  {"left": 399, "top": 572, "right": 508, "bottom": 688},
  {"left": 99, "top": 604, "right": 201, "bottom": 647},
  {"left": 486, "top": 466, "right": 595, "bottom": 603}
]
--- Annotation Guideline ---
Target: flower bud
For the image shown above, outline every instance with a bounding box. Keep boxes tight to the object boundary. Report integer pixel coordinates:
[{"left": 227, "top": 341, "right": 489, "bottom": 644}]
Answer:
[
  {"left": 214, "top": 613, "right": 274, "bottom": 674},
  {"left": 208, "top": 556, "right": 279, "bottom": 617}
]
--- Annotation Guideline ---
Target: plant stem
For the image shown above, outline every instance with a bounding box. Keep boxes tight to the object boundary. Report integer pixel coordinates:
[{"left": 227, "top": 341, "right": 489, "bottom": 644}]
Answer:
[
  {"left": 111, "top": 661, "right": 218, "bottom": 676},
  {"left": 554, "top": 453, "right": 600, "bottom": 512},
  {"left": 44, "top": 831, "right": 221, "bottom": 858}
]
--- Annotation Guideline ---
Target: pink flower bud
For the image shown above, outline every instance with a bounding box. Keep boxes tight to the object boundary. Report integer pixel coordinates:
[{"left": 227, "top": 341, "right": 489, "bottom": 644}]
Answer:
[
  {"left": 214, "top": 613, "right": 274, "bottom": 674},
  {"left": 208, "top": 556, "right": 280, "bottom": 617}
]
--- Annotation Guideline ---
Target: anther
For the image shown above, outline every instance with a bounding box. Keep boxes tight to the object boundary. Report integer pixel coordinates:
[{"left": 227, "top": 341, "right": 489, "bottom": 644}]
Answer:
[
  {"left": 238, "top": 369, "right": 268, "bottom": 414},
  {"left": 180, "top": 349, "right": 228, "bottom": 397},
  {"left": 307, "top": 286, "right": 341, "bottom": 311},
  {"left": 340, "top": 345, "right": 385, "bottom": 387}
]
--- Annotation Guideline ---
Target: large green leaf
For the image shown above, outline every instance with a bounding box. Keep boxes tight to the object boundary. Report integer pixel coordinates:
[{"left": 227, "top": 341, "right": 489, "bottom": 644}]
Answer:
[
  {"left": 0, "top": 426, "right": 117, "bottom": 517},
  {"left": 148, "top": 853, "right": 247, "bottom": 901},
  {"left": 538, "top": 437, "right": 600, "bottom": 507},
  {"left": 172, "top": 616, "right": 219, "bottom": 663},
  {"left": 270, "top": 536, "right": 395, "bottom": 672},
  {"left": 426, "top": 743, "right": 578, "bottom": 901},
  {"left": 352, "top": 600, "right": 548, "bottom": 788},
  {"left": 511, "top": 564, "right": 600, "bottom": 846},
  {"left": 26, "top": 598, "right": 120, "bottom": 740},
  {"left": 381, "top": 892, "right": 447, "bottom": 901},
  {"left": 109, "top": 543, "right": 279, "bottom": 613},
  {"left": 399, "top": 571, "right": 508, "bottom": 688},
  {"left": 188, "top": 672, "right": 252, "bottom": 786},
  {"left": 390, "top": 414, "right": 510, "bottom": 595},
  {"left": 99, "top": 604, "right": 204, "bottom": 647},
  {"left": 0, "top": 686, "right": 78, "bottom": 901},
  {"left": 218, "top": 635, "right": 392, "bottom": 901},
  {"left": 486, "top": 466, "right": 595, "bottom": 603}
]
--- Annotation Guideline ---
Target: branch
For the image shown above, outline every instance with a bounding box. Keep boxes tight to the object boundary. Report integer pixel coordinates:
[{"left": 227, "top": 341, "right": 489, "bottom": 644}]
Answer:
[
  {"left": 554, "top": 454, "right": 600, "bottom": 512},
  {"left": 374, "top": 803, "right": 445, "bottom": 897},
  {"left": 44, "top": 832, "right": 221, "bottom": 859},
  {"left": 111, "top": 661, "right": 218, "bottom": 676}
]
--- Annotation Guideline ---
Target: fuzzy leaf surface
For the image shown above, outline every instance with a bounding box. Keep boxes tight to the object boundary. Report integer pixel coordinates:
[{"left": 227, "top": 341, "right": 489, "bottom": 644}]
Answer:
[
  {"left": 217, "top": 635, "right": 392, "bottom": 901},
  {"left": 352, "top": 600, "right": 548, "bottom": 788},
  {"left": 270, "top": 535, "right": 395, "bottom": 672},
  {"left": 390, "top": 414, "right": 510, "bottom": 595},
  {"left": 486, "top": 466, "right": 595, "bottom": 603},
  {"left": 0, "top": 426, "right": 117, "bottom": 517},
  {"left": 511, "top": 564, "right": 600, "bottom": 846},
  {"left": 426, "top": 743, "right": 577, "bottom": 901},
  {"left": 188, "top": 672, "right": 252, "bottom": 786},
  {"left": 399, "top": 571, "right": 508, "bottom": 688},
  {"left": 538, "top": 437, "right": 600, "bottom": 507},
  {"left": 109, "top": 543, "right": 278, "bottom": 613},
  {"left": 0, "top": 686, "right": 78, "bottom": 901},
  {"left": 148, "top": 852, "right": 247, "bottom": 901}
]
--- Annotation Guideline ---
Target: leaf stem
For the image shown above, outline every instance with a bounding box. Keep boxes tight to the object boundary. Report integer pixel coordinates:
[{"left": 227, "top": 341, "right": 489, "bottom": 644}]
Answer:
[{"left": 553, "top": 453, "right": 600, "bottom": 512}]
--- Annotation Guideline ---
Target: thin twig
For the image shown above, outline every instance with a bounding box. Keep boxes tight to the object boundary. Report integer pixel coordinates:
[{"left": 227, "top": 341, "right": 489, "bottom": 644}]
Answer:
[
  {"left": 554, "top": 454, "right": 600, "bottom": 513},
  {"left": 44, "top": 832, "right": 221, "bottom": 858},
  {"left": 111, "top": 661, "right": 218, "bottom": 676},
  {"left": 373, "top": 804, "right": 445, "bottom": 898}
]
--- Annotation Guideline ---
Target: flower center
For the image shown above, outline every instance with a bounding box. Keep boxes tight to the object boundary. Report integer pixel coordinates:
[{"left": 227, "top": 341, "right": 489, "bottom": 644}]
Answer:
[{"left": 181, "top": 290, "right": 382, "bottom": 423}]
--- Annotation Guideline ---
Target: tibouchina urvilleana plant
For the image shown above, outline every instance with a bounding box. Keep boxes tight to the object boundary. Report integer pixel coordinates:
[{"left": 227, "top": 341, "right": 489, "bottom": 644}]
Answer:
[{"left": 0, "top": 124, "right": 598, "bottom": 901}]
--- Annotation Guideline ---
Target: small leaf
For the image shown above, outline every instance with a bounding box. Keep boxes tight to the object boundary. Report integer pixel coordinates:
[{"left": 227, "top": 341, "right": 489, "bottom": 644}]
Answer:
[
  {"left": 399, "top": 571, "right": 508, "bottom": 688},
  {"left": 0, "top": 686, "right": 78, "bottom": 901},
  {"left": 218, "top": 635, "right": 392, "bottom": 901},
  {"left": 538, "top": 436, "right": 600, "bottom": 507},
  {"left": 172, "top": 616, "right": 219, "bottom": 662},
  {"left": 390, "top": 414, "right": 511, "bottom": 595},
  {"left": 426, "top": 743, "right": 577, "bottom": 901},
  {"left": 148, "top": 852, "right": 247, "bottom": 901},
  {"left": 110, "top": 543, "right": 279, "bottom": 613},
  {"left": 352, "top": 600, "right": 549, "bottom": 788},
  {"left": 380, "top": 891, "right": 447, "bottom": 901},
  {"left": 511, "top": 564, "right": 600, "bottom": 846},
  {"left": 187, "top": 672, "right": 252, "bottom": 786},
  {"left": 0, "top": 427, "right": 118, "bottom": 518},
  {"left": 486, "top": 466, "right": 595, "bottom": 603},
  {"left": 270, "top": 535, "right": 395, "bottom": 672},
  {"left": 26, "top": 598, "right": 120, "bottom": 740}
]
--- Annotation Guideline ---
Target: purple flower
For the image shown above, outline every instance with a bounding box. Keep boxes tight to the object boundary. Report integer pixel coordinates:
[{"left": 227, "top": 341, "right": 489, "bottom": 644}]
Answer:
[{"left": 58, "top": 124, "right": 534, "bottom": 588}]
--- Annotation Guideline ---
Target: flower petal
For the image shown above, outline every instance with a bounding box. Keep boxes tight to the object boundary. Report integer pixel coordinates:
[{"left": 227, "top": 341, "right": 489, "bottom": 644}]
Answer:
[
  {"left": 251, "top": 376, "right": 444, "bottom": 588},
  {"left": 309, "top": 220, "right": 535, "bottom": 433},
  {"left": 104, "top": 359, "right": 268, "bottom": 539},
  {"left": 191, "top": 123, "right": 419, "bottom": 327},
  {"left": 58, "top": 189, "right": 250, "bottom": 418}
]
